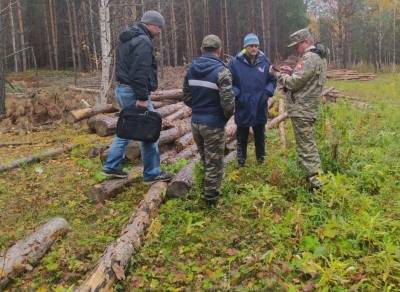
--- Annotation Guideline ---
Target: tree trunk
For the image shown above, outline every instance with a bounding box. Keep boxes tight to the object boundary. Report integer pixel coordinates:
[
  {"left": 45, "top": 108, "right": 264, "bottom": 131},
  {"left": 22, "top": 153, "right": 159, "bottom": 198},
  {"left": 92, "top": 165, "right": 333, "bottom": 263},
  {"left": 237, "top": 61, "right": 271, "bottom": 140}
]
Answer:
[
  {"left": 157, "top": 0, "right": 164, "bottom": 78},
  {"left": 0, "top": 217, "right": 70, "bottom": 290},
  {"left": 89, "top": 0, "right": 99, "bottom": 70},
  {"left": 77, "top": 182, "right": 167, "bottom": 291},
  {"left": 0, "top": 144, "right": 74, "bottom": 173},
  {"left": 48, "top": 0, "right": 59, "bottom": 70},
  {"left": 203, "top": 0, "right": 209, "bottom": 35},
  {"left": 9, "top": 1, "right": 18, "bottom": 72},
  {"left": 15, "top": 0, "right": 26, "bottom": 71},
  {"left": 67, "top": 104, "right": 117, "bottom": 123},
  {"left": 66, "top": 0, "right": 77, "bottom": 76},
  {"left": 0, "top": 63, "right": 5, "bottom": 116},
  {"left": 71, "top": 0, "right": 82, "bottom": 72},
  {"left": 170, "top": 0, "right": 178, "bottom": 66},
  {"left": 43, "top": 3, "right": 54, "bottom": 70},
  {"left": 98, "top": 0, "right": 112, "bottom": 105}
]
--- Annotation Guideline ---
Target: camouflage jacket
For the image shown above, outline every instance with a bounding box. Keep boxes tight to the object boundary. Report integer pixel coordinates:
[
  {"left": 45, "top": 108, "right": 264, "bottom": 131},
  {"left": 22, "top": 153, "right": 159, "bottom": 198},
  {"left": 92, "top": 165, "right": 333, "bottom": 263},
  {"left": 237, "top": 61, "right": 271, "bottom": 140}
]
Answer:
[{"left": 276, "top": 46, "right": 327, "bottom": 119}]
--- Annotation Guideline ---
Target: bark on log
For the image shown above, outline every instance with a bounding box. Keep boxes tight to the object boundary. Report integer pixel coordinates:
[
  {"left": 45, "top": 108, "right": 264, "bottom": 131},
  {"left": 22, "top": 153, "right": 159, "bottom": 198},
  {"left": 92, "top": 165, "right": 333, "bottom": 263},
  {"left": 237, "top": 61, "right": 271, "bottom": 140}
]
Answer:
[
  {"left": 168, "top": 144, "right": 198, "bottom": 164},
  {"left": 87, "top": 114, "right": 118, "bottom": 137},
  {"left": 68, "top": 85, "right": 100, "bottom": 94},
  {"left": 163, "top": 106, "right": 191, "bottom": 127},
  {"left": 67, "top": 104, "right": 117, "bottom": 123},
  {"left": 225, "top": 117, "right": 237, "bottom": 143},
  {"left": 150, "top": 89, "right": 183, "bottom": 101},
  {"left": 159, "top": 118, "right": 191, "bottom": 145},
  {"left": 166, "top": 151, "right": 237, "bottom": 199},
  {"left": 77, "top": 182, "right": 167, "bottom": 291},
  {"left": 278, "top": 99, "right": 287, "bottom": 149},
  {"left": 0, "top": 217, "right": 70, "bottom": 289},
  {"left": 155, "top": 102, "right": 184, "bottom": 118},
  {"left": 152, "top": 100, "right": 176, "bottom": 109},
  {"left": 90, "top": 167, "right": 142, "bottom": 203},
  {"left": 175, "top": 132, "right": 194, "bottom": 152},
  {"left": 160, "top": 149, "right": 178, "bottom": 164},
  {"left": 0, "top": 144, "right": 75, "bottom": 173},
  {"left": 91, "top": 146, "right": 174, "bottom": 203}
]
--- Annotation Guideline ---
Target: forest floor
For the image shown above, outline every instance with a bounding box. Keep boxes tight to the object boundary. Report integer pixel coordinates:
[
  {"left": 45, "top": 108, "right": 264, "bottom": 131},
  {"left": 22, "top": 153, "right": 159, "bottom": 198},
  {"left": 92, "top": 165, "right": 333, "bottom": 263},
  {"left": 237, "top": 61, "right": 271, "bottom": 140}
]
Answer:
[{"left": 0, "top": 71, "right": 399, "bottom": 291}]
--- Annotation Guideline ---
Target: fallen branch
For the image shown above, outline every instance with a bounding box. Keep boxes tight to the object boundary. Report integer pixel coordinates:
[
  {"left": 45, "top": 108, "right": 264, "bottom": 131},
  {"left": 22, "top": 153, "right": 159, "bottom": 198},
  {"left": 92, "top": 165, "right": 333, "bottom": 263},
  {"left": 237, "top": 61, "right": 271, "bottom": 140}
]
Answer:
[
  {"left": 77, "top": 182, "right": 167, "bottom": 291},
  {"left": 0, "top": 217, "right": 70, "bottom": 289},
  {"left": 0, "top": 144, "right": 75, "bottom": 173}
]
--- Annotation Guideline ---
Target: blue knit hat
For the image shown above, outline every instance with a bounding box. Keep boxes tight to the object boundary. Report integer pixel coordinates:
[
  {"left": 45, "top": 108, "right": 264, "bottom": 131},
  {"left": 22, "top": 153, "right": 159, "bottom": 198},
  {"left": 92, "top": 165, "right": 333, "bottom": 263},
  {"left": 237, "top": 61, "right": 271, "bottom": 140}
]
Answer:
[{"left": 243, "top": 33, "right": 260, "bottom": 47}]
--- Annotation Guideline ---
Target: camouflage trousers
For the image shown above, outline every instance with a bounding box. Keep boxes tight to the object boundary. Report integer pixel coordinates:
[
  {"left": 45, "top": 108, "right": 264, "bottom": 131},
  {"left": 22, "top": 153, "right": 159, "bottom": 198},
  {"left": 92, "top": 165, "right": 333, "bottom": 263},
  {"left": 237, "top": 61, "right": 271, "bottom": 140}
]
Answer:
[
  {"left": 191, "top": 123, "right": 225, "bottom": 202},
  {"left": 291, "top": 117, "right": 322, "bottom": 177}
]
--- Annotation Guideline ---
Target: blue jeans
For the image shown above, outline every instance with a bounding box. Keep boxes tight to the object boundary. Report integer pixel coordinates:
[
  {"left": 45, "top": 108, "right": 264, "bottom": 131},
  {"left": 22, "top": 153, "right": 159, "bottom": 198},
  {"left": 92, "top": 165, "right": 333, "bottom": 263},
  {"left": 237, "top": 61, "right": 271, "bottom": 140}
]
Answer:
[{"left": 103, "top": 85, "right": 161, "bottom": 180}]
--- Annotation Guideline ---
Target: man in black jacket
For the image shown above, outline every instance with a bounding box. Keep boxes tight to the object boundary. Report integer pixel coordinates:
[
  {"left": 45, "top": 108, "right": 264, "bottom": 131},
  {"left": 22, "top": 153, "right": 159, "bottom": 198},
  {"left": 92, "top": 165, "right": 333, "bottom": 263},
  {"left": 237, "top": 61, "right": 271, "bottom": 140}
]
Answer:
[{"left": 103, "top": 10, "right": 172, "bottom": 183}]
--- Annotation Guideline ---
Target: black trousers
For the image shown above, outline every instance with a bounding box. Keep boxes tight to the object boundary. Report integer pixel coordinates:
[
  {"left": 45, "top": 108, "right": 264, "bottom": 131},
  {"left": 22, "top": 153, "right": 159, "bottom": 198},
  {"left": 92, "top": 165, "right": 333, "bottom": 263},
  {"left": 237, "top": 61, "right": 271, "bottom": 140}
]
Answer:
[{"left": 236, "top": 124, "right": 265, "bottom": 163}]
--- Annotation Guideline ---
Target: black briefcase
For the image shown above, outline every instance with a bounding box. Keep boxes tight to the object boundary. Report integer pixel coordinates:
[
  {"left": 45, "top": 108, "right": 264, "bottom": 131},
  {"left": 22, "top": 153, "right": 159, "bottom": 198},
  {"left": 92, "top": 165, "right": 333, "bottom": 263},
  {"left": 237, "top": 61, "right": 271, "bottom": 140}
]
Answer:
[{"left": 116, "top": 105, "right": 162, "bottom": 143}]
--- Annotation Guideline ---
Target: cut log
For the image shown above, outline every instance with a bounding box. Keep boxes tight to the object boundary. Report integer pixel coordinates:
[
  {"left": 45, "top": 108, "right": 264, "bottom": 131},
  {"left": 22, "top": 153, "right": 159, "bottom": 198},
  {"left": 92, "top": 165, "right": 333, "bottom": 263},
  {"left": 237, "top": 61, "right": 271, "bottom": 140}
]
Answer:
[
  {"left": 163, "top": 106, "right": 191, "bottom": 127},
  {"left": 68, "top": 85, "right": 100, "bottom": 94},
  {"left": 91, "top": 147, "right": 173, "bottom": 204},
  {"left": 67, "top": 104, "right": 117, "bottom": 123},
  {"left": 225, "top": 117, "right": 237, "bottom": 143},
  {"left": 278, "top": 99, "right": 287, "bottom": 149},
  {"left": 169, "top": 144, "right": 197, "bottom": 164},
  {"left": 150, "top": 89, "right": 183, "bottom": 101},
  {"left": 87, "top": 114, "right": 118, "bottom": 137},
  {"left": 0, "top": 144, "right": 75, "bottom": 173},
  {"left": 160, "top": 149, "right": 178, "bottom": 164},
  {"left": 159, "top": 118, "right": 191, "bottom": 146},
  {"left": 0, "top": 217, "right": 70, "bottom": 289},
  {"left": 77, "top": 182, "right": 167, "bottom": 291},
  {"left": 155, "top": 102, "right": 184, "bottom": 118},
  {"left": 166, "top": 151, "right": 237, "bottom": 199},
  {"left": 90, "top": 167, "right": 142, "bottom": 203},
  {"left": 152, "top": 100, "right": 176, "bottom": 109},
  {"left": 175, "top": 132, "right": 194, "bottom": 152}
]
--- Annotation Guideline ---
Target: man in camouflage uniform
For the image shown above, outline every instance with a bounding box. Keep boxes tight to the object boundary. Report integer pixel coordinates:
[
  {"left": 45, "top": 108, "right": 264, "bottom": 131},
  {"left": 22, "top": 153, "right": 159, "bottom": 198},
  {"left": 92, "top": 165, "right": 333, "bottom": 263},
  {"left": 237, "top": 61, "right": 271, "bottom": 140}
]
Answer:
[
  {"left": 270, "top": 28, "right": 327, "bottom": 190},
  {"left": 183, "top": 35, "right": 235, "bottom": 206}
]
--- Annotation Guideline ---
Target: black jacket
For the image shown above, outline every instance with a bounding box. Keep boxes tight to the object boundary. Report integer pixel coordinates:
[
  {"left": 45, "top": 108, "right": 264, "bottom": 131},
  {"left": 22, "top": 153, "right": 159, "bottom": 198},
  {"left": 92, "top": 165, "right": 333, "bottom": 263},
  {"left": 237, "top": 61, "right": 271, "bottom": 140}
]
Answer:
[{"left": 115, "top": 23, "right": 158, "bottom": 101}]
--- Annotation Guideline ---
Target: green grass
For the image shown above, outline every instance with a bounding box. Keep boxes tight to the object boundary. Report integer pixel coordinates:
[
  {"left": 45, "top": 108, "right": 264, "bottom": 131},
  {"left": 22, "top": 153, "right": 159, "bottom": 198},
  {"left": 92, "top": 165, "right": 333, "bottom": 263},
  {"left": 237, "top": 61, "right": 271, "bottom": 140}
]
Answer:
[
  {"left": 122, "top": 75, "right": 400, "bottom": 291},
  {"left": 0, "top": 74, "right": 399, "bottom": 290}
]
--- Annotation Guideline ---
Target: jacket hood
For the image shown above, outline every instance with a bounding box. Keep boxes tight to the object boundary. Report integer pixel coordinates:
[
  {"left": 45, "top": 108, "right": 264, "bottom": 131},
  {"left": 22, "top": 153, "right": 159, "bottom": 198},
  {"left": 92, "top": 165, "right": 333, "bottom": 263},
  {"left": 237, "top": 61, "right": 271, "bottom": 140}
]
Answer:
[
  {"left": 190, "top": 55, "right": 224, "bottom": 78},
  {"left": 236, "top": 50, "right": 266, "bottom": 66},
  {"left": 119, "top": 23, "right": 151, "bottom": 43}
]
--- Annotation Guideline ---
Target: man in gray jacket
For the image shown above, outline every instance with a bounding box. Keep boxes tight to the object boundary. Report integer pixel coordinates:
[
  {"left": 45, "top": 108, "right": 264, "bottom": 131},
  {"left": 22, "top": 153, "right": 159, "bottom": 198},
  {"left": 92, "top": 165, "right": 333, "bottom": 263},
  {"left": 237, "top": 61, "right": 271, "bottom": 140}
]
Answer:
[{"left": 103, "top": 10, "right": 172, "bottom": 184}]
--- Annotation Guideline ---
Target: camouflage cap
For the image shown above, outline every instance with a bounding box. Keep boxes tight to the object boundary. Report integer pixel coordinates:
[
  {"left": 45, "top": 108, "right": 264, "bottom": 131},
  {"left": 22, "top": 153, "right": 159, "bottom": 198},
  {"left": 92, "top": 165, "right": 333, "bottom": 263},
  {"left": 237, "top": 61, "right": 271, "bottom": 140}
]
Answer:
[
  {"left": 288, "top": 28, "right": 311, "bottom": 48},
  {"left": 201, "top": 34, "right": 222, "bottom": 49}
]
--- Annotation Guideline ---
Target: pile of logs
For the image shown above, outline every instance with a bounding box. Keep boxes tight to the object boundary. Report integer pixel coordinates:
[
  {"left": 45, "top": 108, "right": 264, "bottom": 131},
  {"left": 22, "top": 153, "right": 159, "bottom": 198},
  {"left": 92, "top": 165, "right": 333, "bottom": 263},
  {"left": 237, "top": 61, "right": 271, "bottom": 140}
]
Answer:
[
  {"left": 327, "top": 69, "right": 376, "bottom": 81},
  {"left": 322, "top": 87, "right": 370, "bottom": 108}
]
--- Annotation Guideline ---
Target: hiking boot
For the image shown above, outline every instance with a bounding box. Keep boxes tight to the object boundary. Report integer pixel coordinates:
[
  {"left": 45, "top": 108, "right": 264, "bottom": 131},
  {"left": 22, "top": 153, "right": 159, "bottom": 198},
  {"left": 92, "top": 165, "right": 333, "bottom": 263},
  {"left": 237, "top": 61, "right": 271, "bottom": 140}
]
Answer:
[
  {"left": 102, "top": 169, "right": 128, "bottom": 179},
  {"left": 144, "top": 171, "right": 173, "bottom": 184},
  {"left": 256, "top": 158, "right": 265, "bottom": 165},
  {"left": 308, "top": 175, "right": 323, "bottom": 192}
]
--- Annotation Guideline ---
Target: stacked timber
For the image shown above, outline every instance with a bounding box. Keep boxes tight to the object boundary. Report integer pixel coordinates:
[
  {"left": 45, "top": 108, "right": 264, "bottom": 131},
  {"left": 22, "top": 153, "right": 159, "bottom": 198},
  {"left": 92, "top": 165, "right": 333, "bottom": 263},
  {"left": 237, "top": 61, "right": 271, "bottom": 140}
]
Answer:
[{"left": 327, "top": 69, "right": 376, "bottom": 81}]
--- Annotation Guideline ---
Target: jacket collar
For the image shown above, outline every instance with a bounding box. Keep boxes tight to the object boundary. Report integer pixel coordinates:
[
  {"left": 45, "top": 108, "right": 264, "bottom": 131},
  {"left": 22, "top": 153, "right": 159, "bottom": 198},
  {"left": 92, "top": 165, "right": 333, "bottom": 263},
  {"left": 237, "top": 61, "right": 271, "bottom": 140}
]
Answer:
[
  {"left": 138, "top": 22, "right": 154, "bottom": 39},
  {"left": 200, "top": 53, "right": 225, "bottom": 65},
  {"left": 237, "top": 50, "right": 265, "bottom": 66}
]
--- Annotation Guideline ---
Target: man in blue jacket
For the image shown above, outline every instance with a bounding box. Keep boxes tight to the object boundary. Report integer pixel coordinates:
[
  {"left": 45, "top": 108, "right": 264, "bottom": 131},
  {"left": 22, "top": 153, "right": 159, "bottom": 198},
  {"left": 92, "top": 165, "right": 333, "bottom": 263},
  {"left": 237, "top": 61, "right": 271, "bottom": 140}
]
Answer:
[
  {"left": 183, "top": 35, "right": 235, "bottom": 206},
  {"left": 229, "top": 33, "right": 277, "bottom": 167},
  {"left": 102, "top": 10, "right": 172, "bottom": 183}
]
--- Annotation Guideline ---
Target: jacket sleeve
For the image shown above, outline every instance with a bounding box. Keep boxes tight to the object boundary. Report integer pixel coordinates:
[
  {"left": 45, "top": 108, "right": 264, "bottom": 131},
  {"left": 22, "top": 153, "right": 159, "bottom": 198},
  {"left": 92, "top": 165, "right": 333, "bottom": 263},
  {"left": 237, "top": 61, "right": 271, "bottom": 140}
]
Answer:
[
  {"left": 276, "top": 53, "right": 316, "bottom": 92},
  {"left": 128, "top": 38, "right": 153, "bottom": 101},
  {"left": 228, "top": 59, "right": 240, "bottom": 96},
  {"left": 264, "top": 74, "right": 277, "bottom": 97},
  {"left": 182, "top": 72, "right": 192, "bottom": 107},
  {"left": 217, "top": 68, "right": 235, "bottom": 119}
]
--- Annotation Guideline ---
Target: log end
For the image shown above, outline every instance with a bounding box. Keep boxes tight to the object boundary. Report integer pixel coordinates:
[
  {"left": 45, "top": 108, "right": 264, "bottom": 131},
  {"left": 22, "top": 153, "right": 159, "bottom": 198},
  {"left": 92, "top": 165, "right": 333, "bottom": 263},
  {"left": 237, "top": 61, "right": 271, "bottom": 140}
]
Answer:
[{"left": 166, "top": 182, "right": 191, "bottom": 199}]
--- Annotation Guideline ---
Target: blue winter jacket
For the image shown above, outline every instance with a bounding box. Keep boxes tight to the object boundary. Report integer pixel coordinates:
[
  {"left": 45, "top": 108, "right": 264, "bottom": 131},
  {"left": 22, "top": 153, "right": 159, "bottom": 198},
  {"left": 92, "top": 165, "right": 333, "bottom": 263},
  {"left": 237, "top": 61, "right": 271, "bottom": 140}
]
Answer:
[
  {"left": 186, "top": 54, "right": 227, "bottom": 128},
  {"left": 229, "top": 51, "right": 277, "bottom": 127}
]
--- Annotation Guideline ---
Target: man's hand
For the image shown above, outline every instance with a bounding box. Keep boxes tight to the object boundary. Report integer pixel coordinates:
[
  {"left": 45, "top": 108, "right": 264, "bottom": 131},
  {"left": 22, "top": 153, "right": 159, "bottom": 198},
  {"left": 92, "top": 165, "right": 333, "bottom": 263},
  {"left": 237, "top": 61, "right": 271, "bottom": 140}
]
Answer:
[
  {"left": 279, "top": 65, "right": 293, "bottom": 75},
  {"left": 136, "top": 100, "right": 148, "bottom": 109},
  {"left": 269, "top": 65, "right": 280, "bottom": 75}
]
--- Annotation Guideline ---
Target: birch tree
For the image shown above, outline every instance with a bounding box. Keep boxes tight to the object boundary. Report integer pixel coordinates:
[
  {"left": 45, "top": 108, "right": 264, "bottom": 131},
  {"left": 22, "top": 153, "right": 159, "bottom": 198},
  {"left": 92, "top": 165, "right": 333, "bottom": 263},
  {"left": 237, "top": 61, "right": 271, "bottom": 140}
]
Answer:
[{"left": 98, "top": 0, "right": 112, "bottom": 105}]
